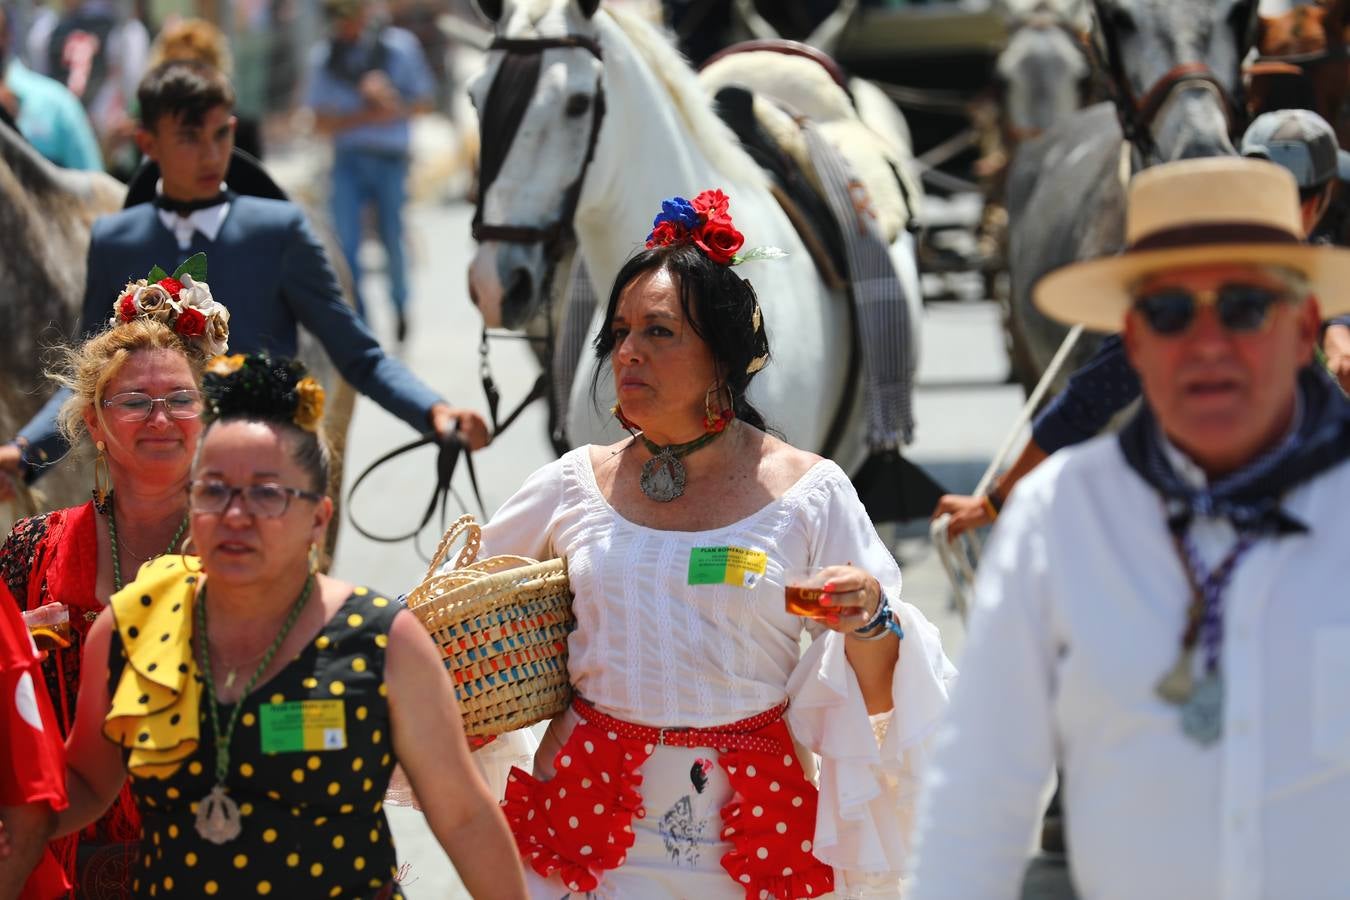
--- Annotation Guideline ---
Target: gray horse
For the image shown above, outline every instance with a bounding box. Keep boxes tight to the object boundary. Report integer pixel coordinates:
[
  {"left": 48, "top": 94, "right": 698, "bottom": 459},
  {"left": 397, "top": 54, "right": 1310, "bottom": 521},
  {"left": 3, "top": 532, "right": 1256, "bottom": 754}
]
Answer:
[
  {"left": 0, "top": 123, "right": 357, "bottom": 554},
  {"left": 1004, "top": 0, "right": 1259, "bottom": 393},
  {"left": 0, "top": 121, "right": 123, "bottom": 530}
]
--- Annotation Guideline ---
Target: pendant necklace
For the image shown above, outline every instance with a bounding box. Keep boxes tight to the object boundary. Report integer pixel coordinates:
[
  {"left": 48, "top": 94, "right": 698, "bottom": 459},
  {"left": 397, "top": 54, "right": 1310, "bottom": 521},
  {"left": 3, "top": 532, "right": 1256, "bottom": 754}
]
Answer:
[
  {"left": 1153, "top": 531, "right": 1257, "bottom": 746},
  {"left": 638, "top": 425, "right": 729, "bottom": 503},
  {"left": 193, "top": 575, "right": 314, "bottom": 844}
]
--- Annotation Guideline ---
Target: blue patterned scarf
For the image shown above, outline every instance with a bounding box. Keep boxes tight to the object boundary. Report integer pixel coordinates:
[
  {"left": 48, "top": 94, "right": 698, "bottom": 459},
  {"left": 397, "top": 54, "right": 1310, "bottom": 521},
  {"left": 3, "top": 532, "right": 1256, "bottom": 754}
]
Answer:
[{"left": 1119, "top": 366, "right": 1350, "bottom": 535}]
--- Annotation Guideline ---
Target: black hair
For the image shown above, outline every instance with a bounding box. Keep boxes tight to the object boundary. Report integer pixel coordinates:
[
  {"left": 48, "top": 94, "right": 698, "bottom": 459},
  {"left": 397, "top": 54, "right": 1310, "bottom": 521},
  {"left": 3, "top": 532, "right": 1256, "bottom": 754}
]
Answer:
[
  {"left": 592, "top": 243, "right": 772, "bottom": 431},
  {"left": 200, "top": 354, "right": 330, "bottom": 493},
  {"left": 138, "top": 60, "right": 236, "bottom": 131}
]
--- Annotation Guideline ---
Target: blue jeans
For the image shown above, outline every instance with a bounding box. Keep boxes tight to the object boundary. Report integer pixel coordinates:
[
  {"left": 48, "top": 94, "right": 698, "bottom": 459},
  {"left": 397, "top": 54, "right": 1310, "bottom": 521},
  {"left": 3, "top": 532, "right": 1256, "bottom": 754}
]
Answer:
[{"left": 331, "top": 148, "right": 411, "bottom": 318}]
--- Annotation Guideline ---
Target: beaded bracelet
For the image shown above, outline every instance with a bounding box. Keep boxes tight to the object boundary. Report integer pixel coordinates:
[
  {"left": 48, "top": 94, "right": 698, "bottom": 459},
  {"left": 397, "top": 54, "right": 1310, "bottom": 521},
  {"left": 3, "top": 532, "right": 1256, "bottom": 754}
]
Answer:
[{"left": 852, "top": 589, "right": 905, "bottom": 642}]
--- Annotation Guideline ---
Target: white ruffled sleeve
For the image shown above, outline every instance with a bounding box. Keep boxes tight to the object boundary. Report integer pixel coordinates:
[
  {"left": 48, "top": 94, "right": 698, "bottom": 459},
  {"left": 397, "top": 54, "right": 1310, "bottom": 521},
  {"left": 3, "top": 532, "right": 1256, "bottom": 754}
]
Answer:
[{"left": 785, "top": 467, "right": 957, "bottom": 894}]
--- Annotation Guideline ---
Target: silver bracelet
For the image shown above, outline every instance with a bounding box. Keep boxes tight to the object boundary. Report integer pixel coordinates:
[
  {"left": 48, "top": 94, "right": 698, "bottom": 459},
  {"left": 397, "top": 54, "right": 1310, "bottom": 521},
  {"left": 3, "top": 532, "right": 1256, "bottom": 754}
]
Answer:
[{"left": 852, "top": 590, "right": 904, "bottom": 641}]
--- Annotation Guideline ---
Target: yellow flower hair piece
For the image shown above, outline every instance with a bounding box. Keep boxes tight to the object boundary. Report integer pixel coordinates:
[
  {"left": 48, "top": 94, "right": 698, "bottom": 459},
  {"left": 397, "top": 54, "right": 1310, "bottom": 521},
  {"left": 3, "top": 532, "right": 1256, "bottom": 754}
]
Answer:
[{"left": 293, "top": 376, "right": 326, "bottom": 432}]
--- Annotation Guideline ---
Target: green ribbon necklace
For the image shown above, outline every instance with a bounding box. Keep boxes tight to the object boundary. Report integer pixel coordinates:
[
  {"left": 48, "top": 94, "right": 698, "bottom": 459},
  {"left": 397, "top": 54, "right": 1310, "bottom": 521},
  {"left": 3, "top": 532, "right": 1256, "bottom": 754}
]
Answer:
[
  {"left": 106, "top": 492, "right": 190, "bottom": 593},
  {"left": 638, "top": 428, "right": 727, "bottom": 502},
  {"left": 192, "top": 575, "right": 314, "bottom": 844}
]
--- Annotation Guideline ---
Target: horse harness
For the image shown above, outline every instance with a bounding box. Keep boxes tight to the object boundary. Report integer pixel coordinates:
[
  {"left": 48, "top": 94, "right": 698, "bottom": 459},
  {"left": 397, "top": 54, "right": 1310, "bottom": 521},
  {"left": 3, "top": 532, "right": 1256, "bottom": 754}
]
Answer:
[{"left": 1088, "top": 0, "right": 1245, "bottom": 162}]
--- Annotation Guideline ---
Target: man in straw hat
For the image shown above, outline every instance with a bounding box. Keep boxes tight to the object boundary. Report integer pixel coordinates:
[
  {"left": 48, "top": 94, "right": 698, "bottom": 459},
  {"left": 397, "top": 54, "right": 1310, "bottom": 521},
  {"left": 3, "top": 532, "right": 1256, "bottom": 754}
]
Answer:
[
  {"left": 909, "top": 156, "right": 1350, "bottom": 899},
  {"left": 933, "top": 106, "right": 1350, "bottom": 540}
]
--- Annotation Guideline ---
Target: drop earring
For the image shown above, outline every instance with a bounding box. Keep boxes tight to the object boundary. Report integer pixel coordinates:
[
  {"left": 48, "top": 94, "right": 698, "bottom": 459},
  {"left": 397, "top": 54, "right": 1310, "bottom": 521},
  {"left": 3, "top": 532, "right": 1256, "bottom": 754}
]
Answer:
[{"left": 92, "top": 440, "right": 112, "bottom": 514}]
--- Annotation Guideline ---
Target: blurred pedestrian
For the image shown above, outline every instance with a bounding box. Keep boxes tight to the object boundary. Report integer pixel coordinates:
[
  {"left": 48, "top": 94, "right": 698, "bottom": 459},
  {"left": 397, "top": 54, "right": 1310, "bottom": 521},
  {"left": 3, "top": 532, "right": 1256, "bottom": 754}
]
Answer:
[
  {"left": 911, "top": 158, "right": 1350, "bottom": 899},
  {"left": 25, "top": 0, "right": 149, "bottom": 178},
  {"left": 0, "top": 61, "right": 488, "bottom": 497},
  {"left": 305, "top": 0, "right": 435, "bottom": 340},
  {"left": 0, "top": 580, "right": 68, "bottom": 900},
  {"left": 0, "top": 4, "right": 101, "bottom": 170},
  {"left": 50, "top": 353, "right": 525, "bottom": 899},
  {"left": 933, "top": 107, "right": 1350, "bottom": 539}
]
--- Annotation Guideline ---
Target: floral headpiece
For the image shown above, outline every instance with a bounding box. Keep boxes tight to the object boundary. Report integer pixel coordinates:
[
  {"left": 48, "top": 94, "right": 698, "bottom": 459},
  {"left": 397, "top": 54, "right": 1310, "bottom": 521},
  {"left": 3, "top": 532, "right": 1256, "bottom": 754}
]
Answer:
[
  {"left": 202, "top": 352, "right": 325, "bottom": 433},
  {"left": 109, "top": 253, "right": 229, "bottom": 358},
  {"left": 645, "top": 189, "right": 787, "bottom": 266}
]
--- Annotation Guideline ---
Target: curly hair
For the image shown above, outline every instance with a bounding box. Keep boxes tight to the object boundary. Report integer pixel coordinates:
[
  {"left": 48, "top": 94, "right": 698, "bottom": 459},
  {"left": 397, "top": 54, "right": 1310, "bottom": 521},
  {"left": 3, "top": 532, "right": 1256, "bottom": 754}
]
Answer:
[
  {"left": 200, "top": 354, "right": 331, "bottom": 492},
  {"left": 148, "top": 18, "right": 233, "bottom": 76},
  {"left": 53, "top": 318, "right": 205, "bottom": 450}
]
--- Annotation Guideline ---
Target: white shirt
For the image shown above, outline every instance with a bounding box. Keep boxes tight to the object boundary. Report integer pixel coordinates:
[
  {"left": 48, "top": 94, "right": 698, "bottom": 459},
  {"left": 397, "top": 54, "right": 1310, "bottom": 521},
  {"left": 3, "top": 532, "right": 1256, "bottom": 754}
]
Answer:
[
  {"left": 475, "top": 447, "right": 957, "bottom": 886},
  {"left": 154, "top": 180, "right": 230, "bottom": 250},
  {"left": 910, "top": 435, "right": 1350, "bottom": 900}
]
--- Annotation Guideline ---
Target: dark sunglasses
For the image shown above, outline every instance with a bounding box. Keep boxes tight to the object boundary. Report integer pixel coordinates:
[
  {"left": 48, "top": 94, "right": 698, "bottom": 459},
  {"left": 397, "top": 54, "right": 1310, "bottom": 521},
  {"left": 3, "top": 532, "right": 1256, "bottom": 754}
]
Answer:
[{"left": 1131, "top": 283, "right": 1291, "bottom": 336}]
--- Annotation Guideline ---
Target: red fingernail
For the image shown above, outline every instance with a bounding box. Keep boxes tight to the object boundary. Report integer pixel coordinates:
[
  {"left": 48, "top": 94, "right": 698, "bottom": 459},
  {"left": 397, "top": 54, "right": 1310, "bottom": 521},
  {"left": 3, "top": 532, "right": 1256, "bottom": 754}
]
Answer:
[
  {"left": 819, "top": 596, "right": 833, "bottom": 607},
  {"left": 822, "top": 581, "right": 835, "bottom": 592}
]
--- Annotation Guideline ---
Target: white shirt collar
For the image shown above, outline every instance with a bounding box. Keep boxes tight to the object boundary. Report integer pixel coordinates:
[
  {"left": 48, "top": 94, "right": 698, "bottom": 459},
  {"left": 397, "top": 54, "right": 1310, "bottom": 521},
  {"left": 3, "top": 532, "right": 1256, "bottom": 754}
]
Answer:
[{"left": 154, "top": 179, "right": 231, "bottom": 251}]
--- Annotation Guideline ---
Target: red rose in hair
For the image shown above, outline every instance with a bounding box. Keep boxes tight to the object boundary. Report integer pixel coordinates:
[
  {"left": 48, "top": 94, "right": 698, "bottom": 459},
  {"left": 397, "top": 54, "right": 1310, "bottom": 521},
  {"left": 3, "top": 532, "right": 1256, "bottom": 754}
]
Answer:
[
  {"left": 646, "top": 221, "right": 685, "bottom": 248},
  {"left": 175, "top": 307, "right": 207, "bottom": 338},
  {"left": 158, "top": 277, "right": 184, "bottom": 297},
  {"left": 693, "top": 220, "right": 744, "bottom": 265},
  {"left": 691, "top": 189, "right": 730, "bottom": 219},
  {"left": 117, "top": 293, "right": 137, "bottom": 322}
]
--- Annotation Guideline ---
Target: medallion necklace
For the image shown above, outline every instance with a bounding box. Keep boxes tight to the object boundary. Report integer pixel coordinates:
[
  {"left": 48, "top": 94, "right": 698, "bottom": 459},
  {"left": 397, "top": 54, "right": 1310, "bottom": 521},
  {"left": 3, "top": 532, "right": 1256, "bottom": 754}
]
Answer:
[
  {"left": 193, "top": 575, "right": 313, "bottom": 844},
  {"left": 637, "top": 425, "right": 730, "bottom": 502}
]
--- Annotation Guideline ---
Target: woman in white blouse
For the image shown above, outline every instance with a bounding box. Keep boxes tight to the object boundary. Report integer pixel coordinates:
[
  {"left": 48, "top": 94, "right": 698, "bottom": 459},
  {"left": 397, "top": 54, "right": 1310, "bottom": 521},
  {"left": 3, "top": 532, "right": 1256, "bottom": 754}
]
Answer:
[{"left": 476, "top": 195, "right": 955, "bottom": 899}]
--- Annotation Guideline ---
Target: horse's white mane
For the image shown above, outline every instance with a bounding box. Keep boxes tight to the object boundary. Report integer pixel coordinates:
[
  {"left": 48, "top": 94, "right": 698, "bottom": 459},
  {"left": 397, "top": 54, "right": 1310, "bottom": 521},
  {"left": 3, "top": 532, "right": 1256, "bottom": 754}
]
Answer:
[{"left": 599, "top": 4, "right": 767, "bottom": 188}]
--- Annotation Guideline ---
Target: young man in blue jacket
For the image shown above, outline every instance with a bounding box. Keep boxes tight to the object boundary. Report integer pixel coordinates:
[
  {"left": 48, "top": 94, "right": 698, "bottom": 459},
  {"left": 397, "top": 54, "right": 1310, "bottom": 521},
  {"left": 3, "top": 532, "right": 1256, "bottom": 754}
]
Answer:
[{"left": 0, "top": 60, "right": 487, "bottom": 490}]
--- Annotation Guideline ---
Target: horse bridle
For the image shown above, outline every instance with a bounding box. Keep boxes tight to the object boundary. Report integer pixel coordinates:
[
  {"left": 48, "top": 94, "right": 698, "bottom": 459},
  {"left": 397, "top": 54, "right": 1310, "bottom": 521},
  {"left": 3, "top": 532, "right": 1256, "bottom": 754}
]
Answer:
[
  {"left": 1089, "top": 0, "right": 1244, "bottom": 160},
  {"left": 470, "top": 34, "right": 607, "bottom": 264},
  {"left": 470, "top": 34, "right": 606, "bottom": 448}
]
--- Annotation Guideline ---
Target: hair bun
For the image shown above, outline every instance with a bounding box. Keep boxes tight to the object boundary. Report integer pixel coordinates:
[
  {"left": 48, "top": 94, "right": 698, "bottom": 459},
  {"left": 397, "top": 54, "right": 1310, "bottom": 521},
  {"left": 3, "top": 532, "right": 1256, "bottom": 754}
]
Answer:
[{"left": 203, "top": 353, "right": 325, "bottom": 432}]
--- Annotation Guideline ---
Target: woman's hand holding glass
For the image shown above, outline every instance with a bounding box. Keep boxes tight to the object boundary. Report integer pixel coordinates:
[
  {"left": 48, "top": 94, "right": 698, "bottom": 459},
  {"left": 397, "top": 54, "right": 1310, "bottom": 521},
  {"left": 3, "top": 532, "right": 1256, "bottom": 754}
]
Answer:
[{"left": 785, "top": 565, "right": 881, "bottom": 633}]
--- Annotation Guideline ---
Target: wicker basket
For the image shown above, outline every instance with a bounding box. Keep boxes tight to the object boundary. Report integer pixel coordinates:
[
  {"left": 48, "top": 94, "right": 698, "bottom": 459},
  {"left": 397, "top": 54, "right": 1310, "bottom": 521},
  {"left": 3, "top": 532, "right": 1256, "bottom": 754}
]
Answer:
[{"left": 405, "top": 515, "right": 574, "bottom": 737}]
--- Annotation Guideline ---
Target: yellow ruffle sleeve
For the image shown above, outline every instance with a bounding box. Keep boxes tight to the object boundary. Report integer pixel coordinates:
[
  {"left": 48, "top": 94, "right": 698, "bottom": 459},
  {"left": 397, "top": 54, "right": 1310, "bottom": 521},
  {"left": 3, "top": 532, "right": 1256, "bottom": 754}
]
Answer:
[{"left": 103, "top": 555, "right": 203, "bottom": 779}]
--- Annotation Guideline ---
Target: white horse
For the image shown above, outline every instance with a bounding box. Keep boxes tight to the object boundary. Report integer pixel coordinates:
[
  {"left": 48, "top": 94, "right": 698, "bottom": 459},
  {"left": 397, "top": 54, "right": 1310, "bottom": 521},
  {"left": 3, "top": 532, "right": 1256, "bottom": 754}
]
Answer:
[{"left": 466, "top": 0, "right": 922, "bottom": 478}]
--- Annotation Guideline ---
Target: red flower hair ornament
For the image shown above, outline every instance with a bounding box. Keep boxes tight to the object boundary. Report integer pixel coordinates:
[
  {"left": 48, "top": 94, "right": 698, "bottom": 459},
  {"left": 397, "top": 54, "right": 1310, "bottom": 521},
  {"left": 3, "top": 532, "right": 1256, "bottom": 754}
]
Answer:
[{"left": 645, "top": 189, "right": 787, "bottom": 266}]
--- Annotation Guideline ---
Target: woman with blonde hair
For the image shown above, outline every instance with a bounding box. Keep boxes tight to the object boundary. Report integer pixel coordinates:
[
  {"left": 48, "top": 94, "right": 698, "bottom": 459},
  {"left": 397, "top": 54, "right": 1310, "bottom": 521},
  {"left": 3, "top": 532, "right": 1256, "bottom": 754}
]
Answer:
[{"left": 0, "top": 263, "right": 228, "bottom": 898}]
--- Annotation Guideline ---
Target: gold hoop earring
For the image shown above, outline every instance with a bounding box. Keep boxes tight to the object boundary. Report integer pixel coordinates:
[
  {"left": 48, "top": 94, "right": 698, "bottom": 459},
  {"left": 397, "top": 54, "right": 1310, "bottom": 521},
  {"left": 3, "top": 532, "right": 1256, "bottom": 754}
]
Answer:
[
  {"left": 180, "top": 535, "right": 203, "bottom": 573},
  {"left": 92, "top": 440, "right": 112, "bottom": 514},
  {"left": 703, "top": 382, "right": 733, "bottom": 433}
]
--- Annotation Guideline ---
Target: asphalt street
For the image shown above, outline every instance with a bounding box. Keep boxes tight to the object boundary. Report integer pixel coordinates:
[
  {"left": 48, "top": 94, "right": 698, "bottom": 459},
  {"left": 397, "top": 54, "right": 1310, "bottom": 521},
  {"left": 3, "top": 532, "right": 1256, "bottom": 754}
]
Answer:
[{"left": 330, "top": 199, "right": 1028, "bottom": 896}]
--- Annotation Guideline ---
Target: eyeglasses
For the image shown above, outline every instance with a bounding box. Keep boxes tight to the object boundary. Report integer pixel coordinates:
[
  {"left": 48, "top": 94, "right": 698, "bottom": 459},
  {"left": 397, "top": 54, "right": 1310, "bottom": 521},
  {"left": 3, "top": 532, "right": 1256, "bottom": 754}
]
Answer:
[
  {"left": 188, "top": 479, "right": 324, "bottom": 518},
  {"left": 102, "top": 390, "right": 203, "bottom": 423},
  {"left": 1130, "top": 283, "right": 1294, "bottom": 336}
]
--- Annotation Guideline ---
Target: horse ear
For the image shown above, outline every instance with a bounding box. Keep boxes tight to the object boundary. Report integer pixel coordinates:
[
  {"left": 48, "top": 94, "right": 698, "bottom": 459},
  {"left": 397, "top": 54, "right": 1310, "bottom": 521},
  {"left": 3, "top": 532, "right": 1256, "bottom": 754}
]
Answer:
[
  {"left": 576, "top": 0, "right": 601, "bottom": 19},
  {"left": 475, "top": 0, "right": 503, "bottom": 22}
]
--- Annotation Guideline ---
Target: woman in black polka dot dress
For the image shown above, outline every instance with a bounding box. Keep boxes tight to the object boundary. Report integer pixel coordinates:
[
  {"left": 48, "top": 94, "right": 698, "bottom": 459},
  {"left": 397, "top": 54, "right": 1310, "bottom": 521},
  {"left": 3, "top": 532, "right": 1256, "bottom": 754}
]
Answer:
[{"left": 48, "top": 355, "right": 527, "bottom": 899}]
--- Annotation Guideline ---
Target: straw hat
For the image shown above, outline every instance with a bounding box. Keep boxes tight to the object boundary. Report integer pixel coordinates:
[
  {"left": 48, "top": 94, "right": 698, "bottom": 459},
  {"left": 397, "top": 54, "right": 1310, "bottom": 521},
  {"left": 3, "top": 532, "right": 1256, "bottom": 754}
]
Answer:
[{"left": 1033, "top": 157, "right": 1350, "bottom": 332}]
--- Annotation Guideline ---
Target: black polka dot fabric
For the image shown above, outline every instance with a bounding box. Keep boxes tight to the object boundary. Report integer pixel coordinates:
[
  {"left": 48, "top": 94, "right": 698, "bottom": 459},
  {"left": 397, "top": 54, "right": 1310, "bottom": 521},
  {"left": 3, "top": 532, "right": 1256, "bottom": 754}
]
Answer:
[{"left": 109, "top": 587, "right": 405, "bottom": 899}]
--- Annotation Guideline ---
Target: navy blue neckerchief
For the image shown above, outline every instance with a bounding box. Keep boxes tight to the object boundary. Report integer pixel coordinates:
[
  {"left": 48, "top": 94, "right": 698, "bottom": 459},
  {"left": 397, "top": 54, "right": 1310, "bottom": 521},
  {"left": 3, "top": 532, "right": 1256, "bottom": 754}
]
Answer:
[{"left": 1119, "top": 365, "right": 1350, "bottom": 536}]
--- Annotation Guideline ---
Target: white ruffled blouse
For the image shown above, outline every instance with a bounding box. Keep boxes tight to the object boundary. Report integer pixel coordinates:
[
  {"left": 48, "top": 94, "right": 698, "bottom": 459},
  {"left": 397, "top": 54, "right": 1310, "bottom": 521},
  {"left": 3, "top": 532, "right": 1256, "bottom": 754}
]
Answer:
[{"left": 476, "top": 447, "right": 956, "bottom": 889}]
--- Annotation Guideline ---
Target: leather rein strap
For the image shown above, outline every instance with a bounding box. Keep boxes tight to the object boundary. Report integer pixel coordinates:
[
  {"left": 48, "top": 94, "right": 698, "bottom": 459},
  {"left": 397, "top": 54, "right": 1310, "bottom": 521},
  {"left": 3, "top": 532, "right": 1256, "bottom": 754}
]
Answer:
[
  {"left": 345, "top": 431, "right": 486, "bottom": 546},
  {"left": 471, "top": 34, "right": 606, "bottom": 264}
]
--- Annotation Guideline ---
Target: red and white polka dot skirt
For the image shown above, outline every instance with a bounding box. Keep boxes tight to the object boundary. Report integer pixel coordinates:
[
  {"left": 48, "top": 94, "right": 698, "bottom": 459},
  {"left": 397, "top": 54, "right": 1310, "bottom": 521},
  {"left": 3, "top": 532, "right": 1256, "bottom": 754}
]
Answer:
[{"left": 503, "top": 698, "right": 834, "bottom": 899}]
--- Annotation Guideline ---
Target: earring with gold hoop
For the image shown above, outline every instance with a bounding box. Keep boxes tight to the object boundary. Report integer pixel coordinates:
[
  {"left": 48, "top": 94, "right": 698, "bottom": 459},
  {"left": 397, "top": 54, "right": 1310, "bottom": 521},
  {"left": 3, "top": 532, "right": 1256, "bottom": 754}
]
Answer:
[
  {"left": 180, "top": 535, "right": 203, "bottom": 574},
  {"left": 93, "top": 440, "right": 113, "bottom": 514}
]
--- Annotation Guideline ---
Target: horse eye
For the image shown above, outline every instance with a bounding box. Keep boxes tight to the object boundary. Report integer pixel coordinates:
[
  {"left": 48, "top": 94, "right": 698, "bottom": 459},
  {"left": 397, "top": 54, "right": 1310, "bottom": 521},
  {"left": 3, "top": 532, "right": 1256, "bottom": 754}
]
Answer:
[{"left": 565, "top": 93, "right": 592, "bottom": 118}]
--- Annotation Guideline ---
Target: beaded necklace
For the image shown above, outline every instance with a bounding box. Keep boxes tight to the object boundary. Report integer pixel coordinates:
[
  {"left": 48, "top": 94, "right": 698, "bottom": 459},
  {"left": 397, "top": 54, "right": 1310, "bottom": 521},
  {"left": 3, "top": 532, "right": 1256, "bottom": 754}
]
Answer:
[{"left": 192, "top": 575, "right": 313, "bottom": 844}]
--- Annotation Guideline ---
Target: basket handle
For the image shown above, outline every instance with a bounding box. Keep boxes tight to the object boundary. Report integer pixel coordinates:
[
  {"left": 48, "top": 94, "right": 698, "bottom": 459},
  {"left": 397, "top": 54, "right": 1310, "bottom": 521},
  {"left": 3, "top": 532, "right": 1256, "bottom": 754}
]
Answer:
[{"left": 423, "top": 515, "right": 483, "bottom": 581}]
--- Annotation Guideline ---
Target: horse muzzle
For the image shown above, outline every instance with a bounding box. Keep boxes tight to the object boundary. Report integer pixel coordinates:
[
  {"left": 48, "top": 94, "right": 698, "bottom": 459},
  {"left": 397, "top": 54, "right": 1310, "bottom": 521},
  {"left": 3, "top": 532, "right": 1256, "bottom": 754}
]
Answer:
[{"left": 468, "top": 241, "right": 549, "bottom": 330}]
